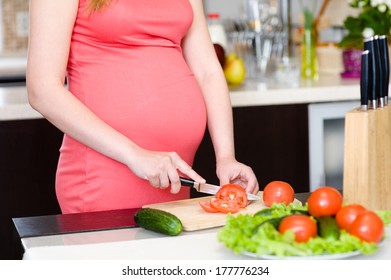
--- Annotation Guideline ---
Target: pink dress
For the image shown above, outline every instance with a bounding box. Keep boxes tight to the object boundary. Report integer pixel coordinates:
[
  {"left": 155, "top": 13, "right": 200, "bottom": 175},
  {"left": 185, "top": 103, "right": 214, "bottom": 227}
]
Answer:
[{"left": 56, "top": 0, "right": 207, "bottom": 213}]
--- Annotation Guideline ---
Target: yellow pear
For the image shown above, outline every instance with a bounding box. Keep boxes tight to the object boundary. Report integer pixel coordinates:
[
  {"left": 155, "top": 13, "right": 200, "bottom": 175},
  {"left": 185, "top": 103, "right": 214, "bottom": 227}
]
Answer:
[{"left": 223, "top": 53, "right": 246, "bottom": 85}]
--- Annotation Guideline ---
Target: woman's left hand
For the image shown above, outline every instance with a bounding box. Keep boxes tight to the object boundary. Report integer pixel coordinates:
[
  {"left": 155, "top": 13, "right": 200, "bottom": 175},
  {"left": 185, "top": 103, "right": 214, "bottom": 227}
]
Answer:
[{"left": 216, "top": 158, "right": 259, "bottom": 195}]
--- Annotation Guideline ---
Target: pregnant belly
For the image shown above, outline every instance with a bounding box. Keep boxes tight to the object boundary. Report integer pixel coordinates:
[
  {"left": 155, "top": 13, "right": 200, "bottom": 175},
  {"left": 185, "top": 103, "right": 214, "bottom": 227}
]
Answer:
[{"left": 68, "top": 47, "right": 207, "bottom": 153}]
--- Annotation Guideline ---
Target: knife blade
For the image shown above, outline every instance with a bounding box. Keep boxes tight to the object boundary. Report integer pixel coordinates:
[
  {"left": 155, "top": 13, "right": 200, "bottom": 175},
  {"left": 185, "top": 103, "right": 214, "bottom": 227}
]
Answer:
[{"left": 179, "top": 177, "right": 260, "bottom": 200}]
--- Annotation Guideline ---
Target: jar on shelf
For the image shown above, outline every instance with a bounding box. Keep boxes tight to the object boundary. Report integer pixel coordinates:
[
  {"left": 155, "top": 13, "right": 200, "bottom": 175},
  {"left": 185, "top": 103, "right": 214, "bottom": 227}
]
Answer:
[
  {"left": 207, "top": 13, "right": 228, "bottom": 67},
  {"left": 207, "top": 13, "right": 228, "bottom": 50}
]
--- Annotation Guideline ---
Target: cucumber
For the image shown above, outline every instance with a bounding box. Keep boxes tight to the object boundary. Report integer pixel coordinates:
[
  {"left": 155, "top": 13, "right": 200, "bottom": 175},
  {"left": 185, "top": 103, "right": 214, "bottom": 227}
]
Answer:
[
  {"left": 254, "top": 208, "right": 274, "bottom": 217},
  {"left": 254, "top": 208, "right": 309, "bottom": 217},
  {"left": 253, "top": 216, "right": 287, "bottom": 234},
  {"left": 134, "top": 208, "right": 183, "bottom": 236},
  {"left": 317, "top": 216, "right": 340, "bottom": 241}
]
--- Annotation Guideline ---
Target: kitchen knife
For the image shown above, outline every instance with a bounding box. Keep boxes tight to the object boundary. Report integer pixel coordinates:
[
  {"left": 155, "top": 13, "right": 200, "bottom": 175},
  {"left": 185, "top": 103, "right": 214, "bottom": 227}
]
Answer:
[
  {"left": 374, "top": 36, "right": 385, "bottom": 108},
  {"left": 360, "top": 50, "right": 370, "bottom": 111},
  {"left": 364, "top": 36, "right": 378, "bottom": 109},
  {"left": 179, "top": 177, "right": 260, "bottom": 200},
  {"left": 378, "top": 35, "right": 390, "bottom": 106}
]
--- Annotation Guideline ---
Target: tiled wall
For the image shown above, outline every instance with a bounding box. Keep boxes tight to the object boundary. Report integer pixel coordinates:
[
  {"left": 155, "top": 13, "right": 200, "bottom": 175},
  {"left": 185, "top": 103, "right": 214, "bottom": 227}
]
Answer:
[{"left": 1, "top": 0, "right": 29, "bottom": 55}]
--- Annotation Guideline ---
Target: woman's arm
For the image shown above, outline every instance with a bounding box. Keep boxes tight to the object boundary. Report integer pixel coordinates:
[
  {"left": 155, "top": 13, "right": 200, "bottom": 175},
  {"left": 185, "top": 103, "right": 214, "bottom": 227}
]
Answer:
[
  {"left": 27, "top": 0, "right": 204, "bottom": 192},
  {"left": 183, "top": 0, "right": 259, "bottom": 194}
]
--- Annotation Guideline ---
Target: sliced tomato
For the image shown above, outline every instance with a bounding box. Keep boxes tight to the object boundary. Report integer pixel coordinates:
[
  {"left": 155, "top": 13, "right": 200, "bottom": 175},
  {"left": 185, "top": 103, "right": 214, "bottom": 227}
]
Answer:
[
  {"left": 199, "top": 200, "right": 218, "bottom": 213},
  {"left": 210, "top": 197, "right": 240, "bottom": 214},
  {"left": 215, "top": 184, "right": 248, "bottom": 208}
]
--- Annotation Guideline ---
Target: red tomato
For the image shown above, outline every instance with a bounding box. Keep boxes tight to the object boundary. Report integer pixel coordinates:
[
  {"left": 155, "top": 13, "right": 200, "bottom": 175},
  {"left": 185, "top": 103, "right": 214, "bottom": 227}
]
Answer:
[
  {"left": 307, "top": 186, "right": 343, "bottom": 217},
  {"left": 215, "top": 184, "right": 248, "bottom": 208},
  {"left": 279, "top": 215, "right": 317, "bottom": 243},
  {"left": 335, "top": 204, "right": 367, "bottom": 231},
  {"left": 210, "top": 197, "right": 240, "bottom": 214},
  {"left": 199, "top": 200, "right": 218, "bottom": 213},
  {"left": 349, "top": 211, "right": 384, "bottom": 243},
  {"left": 262, "top": 181, "right": 295, "bottom": 207}
]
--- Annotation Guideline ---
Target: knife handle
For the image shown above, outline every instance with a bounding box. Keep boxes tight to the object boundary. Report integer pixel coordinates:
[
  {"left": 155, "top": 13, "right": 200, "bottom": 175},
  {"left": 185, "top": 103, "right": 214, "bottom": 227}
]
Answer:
[
  {"left": 364, "top": 37, "right": 377, "bottom": 109},
  {"left": 179, "top": 177, "right": 196, "bottom": 187},
  {"left": 379, "top": 35, "right": 390, "bottom": 105},
  {"left": 374, "top": 36, "right": 385, "bottom": 107},
  {"left": 360, "top": 50, "right": 370, "bottom": 111}
]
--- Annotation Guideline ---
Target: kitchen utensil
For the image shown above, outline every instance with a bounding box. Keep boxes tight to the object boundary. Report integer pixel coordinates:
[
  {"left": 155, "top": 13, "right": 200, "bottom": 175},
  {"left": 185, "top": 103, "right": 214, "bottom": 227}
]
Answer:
[
  {"left": 373, "top": 35, "right": 386, "bottom": 107},
  {"left": 360, "top": 50, "right": 370, "bottom": 111},
  {"left": 363, "top": 37, "right": 378, "bottom": 109},
  {"left": 343, "top": 105, "right": 391, "bottom": 210},
  {"left": 344, "top": 34, "right": 391, "bottom": 210},
  {"left": 378, "top": 35, "right": 390, "bottom": 105},
  {"left": 143, "top": 195, "right": 301, "bottom": 231},
  {"left": 180, "top": 177, "right": 260, "bottom": 201}
]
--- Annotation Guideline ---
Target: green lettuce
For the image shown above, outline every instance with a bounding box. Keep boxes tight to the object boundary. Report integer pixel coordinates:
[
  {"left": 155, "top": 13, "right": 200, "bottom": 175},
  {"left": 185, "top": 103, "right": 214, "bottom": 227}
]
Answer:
[{"left": 218, "top": 203, "right": 389, "bottom": 258}]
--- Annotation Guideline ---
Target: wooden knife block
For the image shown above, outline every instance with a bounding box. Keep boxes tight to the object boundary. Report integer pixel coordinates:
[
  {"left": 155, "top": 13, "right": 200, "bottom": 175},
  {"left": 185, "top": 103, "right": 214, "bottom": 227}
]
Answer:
[{"left": 343, "top": 105, "right": 391, "bottom": 210}]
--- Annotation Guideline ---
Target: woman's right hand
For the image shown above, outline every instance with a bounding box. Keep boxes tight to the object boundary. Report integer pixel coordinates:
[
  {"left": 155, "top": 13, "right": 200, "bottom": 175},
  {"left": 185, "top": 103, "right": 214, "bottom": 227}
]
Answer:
[{"left": 127, "top": 148, "right": 205, "bottom": 194}]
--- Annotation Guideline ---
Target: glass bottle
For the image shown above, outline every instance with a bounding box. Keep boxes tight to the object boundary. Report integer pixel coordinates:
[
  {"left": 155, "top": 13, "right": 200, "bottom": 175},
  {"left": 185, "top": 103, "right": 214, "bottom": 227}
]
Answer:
[{"left": 300, "top": 9, "right": 319, "bottom": 81}]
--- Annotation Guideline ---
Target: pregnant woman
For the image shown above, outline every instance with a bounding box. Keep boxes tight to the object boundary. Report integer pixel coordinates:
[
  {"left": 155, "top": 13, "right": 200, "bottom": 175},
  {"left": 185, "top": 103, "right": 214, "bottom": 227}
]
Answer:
[{"left": 27, "top": 0, "right": 259, "bottom": 213}]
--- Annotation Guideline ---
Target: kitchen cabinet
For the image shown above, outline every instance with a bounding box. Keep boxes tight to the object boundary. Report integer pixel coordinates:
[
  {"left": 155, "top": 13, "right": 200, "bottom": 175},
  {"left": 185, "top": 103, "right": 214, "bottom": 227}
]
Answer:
[
  {"left": 0, "top": 119, "right": 63, "bottom": 259},
  {"left": 1, "top": 76, "right": 359, "bottom": 259},
  {"left": 192, "top": 103, "right": 309, "bottom": 196}
]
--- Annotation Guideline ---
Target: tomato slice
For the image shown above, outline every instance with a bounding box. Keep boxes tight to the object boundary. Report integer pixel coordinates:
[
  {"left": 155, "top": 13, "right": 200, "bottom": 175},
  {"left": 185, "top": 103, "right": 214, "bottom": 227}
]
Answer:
[
  {"left": 199, "top": 200, "right": 218, "bottom": 213},
  {"left": 215, "top": 184, "right": 248, "bottom": 208},
  {"left": 210, "top": 197, "right": 240, "bottom": 214}
]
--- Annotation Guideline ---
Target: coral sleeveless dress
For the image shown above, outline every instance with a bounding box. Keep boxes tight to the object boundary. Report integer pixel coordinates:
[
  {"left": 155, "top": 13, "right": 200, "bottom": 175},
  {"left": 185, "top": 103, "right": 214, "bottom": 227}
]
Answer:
[{"left": 56, "top": 0, "right": 207, "bottom": 213}]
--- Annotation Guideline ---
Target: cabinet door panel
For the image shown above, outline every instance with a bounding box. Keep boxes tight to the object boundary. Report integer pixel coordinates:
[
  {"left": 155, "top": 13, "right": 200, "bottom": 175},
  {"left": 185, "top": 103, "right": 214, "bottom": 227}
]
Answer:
[
  {"left": 192, "top": 104, "right": 309, "bottom": 197},
  {"left": 0, "top": 119, "right": 63, "bottom": 259}
]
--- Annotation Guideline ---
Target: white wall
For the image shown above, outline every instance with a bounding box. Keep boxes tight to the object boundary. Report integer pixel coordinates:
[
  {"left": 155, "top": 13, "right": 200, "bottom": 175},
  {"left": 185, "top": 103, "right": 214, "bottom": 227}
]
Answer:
[
  {"left": 203, "top": 0, "right": 310, "bottom": 23},
  {"left": 203, "top": 0, "right": 355, "bottom": 26},
  {"left": 203, "top": 0, "right": 245, "bottom": 19}
]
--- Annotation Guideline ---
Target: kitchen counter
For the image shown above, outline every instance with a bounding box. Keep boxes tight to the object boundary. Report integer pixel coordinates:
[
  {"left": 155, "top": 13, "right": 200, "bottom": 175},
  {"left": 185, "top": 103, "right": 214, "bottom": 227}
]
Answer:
[
  {"left": 13, "top": 193, "right": 391, "bottom": 260},
  {"left": 0, "top": 73, "right": 361, "bottom": 121},
  {"left": 229, "top": 74, "right": 360, "bottom": 107},
  {"left": 0, "top": 86, "right": 41, "bottom": 120},
  {"left": 20, "top": 226, "right": 391, "bottom": 260},
  {"left": 15, "top": 210, "right": 391, "bottom": 260}
]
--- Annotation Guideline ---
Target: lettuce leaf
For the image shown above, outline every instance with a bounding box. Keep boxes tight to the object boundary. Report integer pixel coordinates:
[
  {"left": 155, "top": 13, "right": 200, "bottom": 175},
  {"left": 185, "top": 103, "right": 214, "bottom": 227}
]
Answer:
[{"left": 218, "top": 203, "right": 388, "bottom": 258}]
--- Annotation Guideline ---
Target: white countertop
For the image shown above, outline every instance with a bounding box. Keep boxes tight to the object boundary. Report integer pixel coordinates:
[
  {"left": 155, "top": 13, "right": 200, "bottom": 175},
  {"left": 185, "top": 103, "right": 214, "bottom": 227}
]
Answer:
[
  {"left": 21, "top": 225, "right": 391, "bottom": 260},
  {"left": 0, "top": 56, "right": 27, "bottom": 77},
  {"left": 0, "top": 86, "right": 42, "bottom": 120},
  {"left": 229, "top": 74, "right": 360, "bottom": 107},
  {"left": 0, "top": 73, "right": 361, "bottom": 121}
]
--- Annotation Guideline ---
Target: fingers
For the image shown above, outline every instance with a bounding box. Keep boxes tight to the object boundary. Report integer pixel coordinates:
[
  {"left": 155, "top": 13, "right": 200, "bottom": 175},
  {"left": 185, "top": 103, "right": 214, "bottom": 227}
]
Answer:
[
  {"left": 142, "top": 151, "right": 203, "bottom": 194},
  {"left": 167, "top": 170, "right": 181, "bottom": 194},
  {"left": 170, "top": 153, "right": 205, "bottom": 193},
  {"left": 218, "top": 163, "right": 259, "bottom": 195},
  {"left": 245, "top": 176, "right": 259, "bottom": 194},
  {"left": 177, "top": 164, "right": 206, "bottom": 185}
]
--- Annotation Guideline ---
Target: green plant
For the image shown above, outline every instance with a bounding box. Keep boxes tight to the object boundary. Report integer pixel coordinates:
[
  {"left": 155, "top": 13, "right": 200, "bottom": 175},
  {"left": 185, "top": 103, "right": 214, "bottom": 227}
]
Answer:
[{"left": 339, "top": 0, "right": 391, "bottom": 49}]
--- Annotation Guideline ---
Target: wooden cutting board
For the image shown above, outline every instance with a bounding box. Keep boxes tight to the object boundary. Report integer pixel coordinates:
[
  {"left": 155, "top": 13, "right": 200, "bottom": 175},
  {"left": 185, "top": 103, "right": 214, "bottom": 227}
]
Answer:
[{"left": 143, "top": 193, "right": 300, "bottom": 231}]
